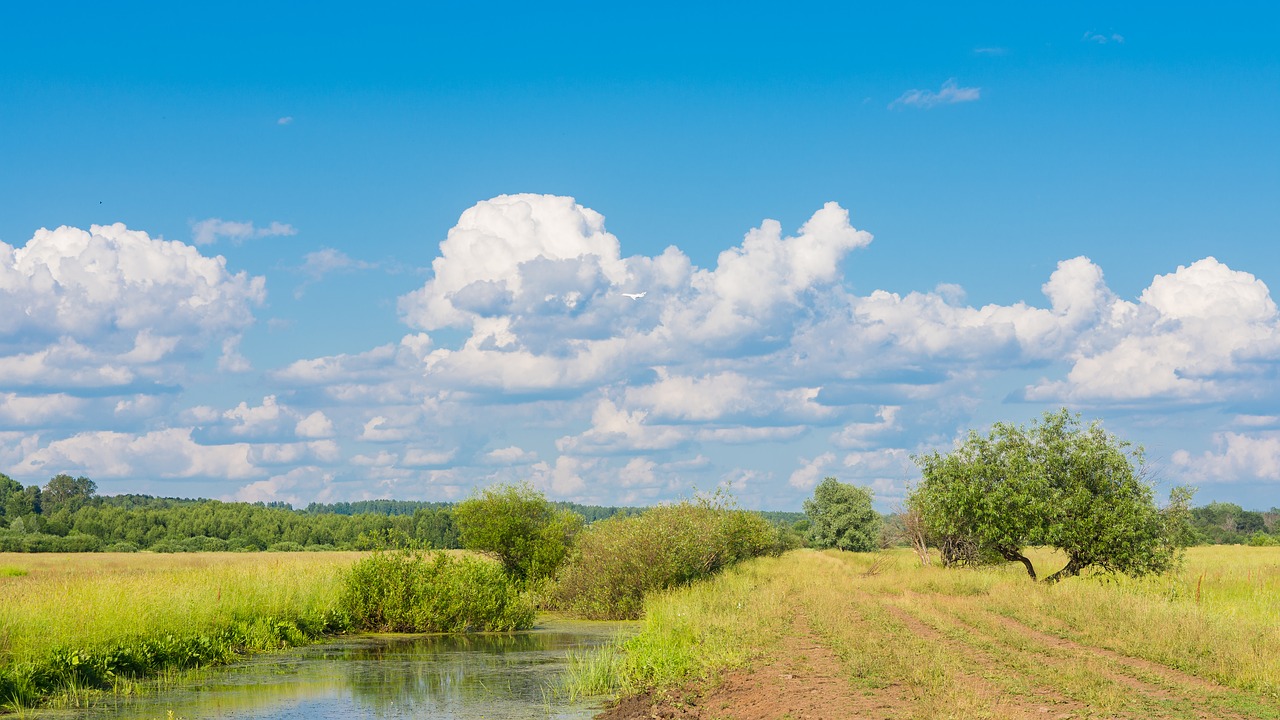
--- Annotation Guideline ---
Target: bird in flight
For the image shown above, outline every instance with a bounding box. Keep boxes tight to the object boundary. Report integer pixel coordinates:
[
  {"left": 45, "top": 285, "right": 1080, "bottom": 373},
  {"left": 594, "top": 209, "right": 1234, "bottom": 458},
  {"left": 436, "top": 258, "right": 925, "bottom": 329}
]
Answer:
[{"left": 621, "top": 291, "right": 647, "bottom": 300}]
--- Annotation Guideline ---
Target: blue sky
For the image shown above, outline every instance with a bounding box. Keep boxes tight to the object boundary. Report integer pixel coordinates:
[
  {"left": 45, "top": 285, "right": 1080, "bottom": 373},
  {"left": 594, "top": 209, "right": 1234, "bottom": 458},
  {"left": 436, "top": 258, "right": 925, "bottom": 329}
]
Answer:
[{"left": 1, "top": 3, "right": 1277, "bottom": 509}]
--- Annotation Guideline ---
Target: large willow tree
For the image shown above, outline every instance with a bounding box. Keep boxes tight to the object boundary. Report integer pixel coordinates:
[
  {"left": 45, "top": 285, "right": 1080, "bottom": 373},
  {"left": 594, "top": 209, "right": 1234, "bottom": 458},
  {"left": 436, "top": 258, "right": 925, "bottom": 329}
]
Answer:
[{"left": 910, "top": 409, "right": 1193, "bottom": 583}]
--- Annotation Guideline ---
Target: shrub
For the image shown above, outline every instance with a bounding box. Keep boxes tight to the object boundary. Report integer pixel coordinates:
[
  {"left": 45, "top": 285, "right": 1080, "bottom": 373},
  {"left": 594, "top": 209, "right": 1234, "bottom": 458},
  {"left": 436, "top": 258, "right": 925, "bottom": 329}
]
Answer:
[
  {"left": 339, "top": 550, "right": 534, "bottom": 632},
  {"left": 1247, "top": 531, "right": 1279, "bottom": 547},
  {"left": 772, "top": 521, "right": 807, "bottom": 553},
  {"left": 148, "top": 539, "right": 184, "bottom": 553},
  {"left": 555, "top": 496, "right": 781, "bottom": 620},
  {"left": 267, "top": 541, "right": 305, "bottom": 552},
  {"left": 0, "top": 532, "right": 102, "bottom": 553},
  {"left": 53, "top": 532, "right": 103, "bottom": 552},
  {"left": 102, "top": 541, "right": 139, "bottom": 553},
  {"left": 180, "top": 535, "right": 229, "bottom": 552},
  {"left": 453, "top": 483, "right": 583, "bottom": 583}
]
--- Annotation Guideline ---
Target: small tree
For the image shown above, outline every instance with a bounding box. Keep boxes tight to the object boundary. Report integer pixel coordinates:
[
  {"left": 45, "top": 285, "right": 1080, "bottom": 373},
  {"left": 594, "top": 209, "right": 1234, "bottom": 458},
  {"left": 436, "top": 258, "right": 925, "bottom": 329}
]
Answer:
[
  {"left": 803, "top": 477, "right": 881, "bottom": 552},
  {"left": 911, "top": 409, "right": 1194, "bottom": 582},
  {"left": 453, "top": 483, "right": 583, "bottom": 583}
]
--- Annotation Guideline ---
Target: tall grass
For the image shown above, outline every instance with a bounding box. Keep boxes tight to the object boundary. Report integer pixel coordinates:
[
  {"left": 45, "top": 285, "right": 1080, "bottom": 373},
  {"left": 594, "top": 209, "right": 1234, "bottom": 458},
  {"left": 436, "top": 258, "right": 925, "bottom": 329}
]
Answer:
[
  {"left": 339, "top": 550, "right": 533, "bottom": 632},
  {"left": 0, "top": 552, "right": 360, "bottom": 711},
  {"left": 980, "top": 545, "right": 1280, "bottom": 695},
  {"left": 562, "top": 556, "right": 791, "bottom": 699}
]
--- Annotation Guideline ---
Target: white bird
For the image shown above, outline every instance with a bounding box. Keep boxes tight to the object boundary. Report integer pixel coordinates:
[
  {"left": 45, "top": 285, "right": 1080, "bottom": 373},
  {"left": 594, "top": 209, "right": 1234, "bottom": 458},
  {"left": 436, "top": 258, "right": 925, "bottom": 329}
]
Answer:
[{"left": 621, "top": 291, "right": 647, "bottom": 300}]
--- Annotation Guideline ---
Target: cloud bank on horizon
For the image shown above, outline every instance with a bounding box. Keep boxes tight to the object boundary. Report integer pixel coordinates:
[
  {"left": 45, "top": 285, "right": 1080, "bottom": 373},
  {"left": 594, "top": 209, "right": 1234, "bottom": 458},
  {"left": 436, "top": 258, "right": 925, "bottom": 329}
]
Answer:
[{"left": 2, "top": 195, "right": 1278, "bottom": 508}]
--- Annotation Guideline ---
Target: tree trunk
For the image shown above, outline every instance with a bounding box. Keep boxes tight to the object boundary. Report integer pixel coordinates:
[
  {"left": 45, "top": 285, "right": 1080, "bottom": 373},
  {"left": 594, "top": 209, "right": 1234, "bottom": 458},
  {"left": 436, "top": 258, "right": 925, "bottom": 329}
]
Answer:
[
  {"left": 998, "top": 546, "right": 1036, "bottom": 580},
  {"left": 1044, "top": 556, "right": 1086, "bottom": 584},
  {"left": 901, "top": 506, "right": 931, "bottom": 566},
  {"left": 910, "top": 533, "right": 931, "bottom": 566}
]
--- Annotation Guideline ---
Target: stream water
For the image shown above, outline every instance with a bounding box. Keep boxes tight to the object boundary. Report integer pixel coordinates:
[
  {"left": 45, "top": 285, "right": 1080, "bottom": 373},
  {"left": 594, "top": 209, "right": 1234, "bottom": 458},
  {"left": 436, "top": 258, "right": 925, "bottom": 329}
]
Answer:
[{"left": 38, "top": 620, "right": 628, "bottom": 720}]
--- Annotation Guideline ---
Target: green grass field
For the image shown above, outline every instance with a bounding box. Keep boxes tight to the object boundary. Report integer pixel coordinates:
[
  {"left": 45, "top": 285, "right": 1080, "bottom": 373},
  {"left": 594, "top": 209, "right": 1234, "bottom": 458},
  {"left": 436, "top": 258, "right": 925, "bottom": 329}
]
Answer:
[
  {"left": 5, "top": 546, "right": 1278, "bottom": 718},
  {"left": 571, "top": 545, "right": 1280, "bottom": 719},
  {"left": 0, "top": 552, "right": 364, "bottom": 711}
]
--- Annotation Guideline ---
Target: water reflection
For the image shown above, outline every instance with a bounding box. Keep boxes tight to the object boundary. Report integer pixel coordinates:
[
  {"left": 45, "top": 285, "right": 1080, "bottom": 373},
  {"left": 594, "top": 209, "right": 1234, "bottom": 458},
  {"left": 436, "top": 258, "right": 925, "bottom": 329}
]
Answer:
[{"left": 43, "top": 621, "right": 628, "bottom": 720}]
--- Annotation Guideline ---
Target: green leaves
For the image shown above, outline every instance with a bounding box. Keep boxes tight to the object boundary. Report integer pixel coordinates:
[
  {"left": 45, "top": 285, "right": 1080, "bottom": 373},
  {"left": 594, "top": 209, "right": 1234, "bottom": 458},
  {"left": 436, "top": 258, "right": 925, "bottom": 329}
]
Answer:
[
  {"left": 911, "top": 409, "right": 1195, "bottom": 582},
  {"left": 803, "top": 477, "right": 881, "bottom": 552},
  {"left": 554, "top": 497, "right": 781, "bottom": 620},
  {"left": 339, "top": 550, "right": 534, "bottom": 633},
  {"left": 453, "top": 483, "right": 582, "bottom": 583}
]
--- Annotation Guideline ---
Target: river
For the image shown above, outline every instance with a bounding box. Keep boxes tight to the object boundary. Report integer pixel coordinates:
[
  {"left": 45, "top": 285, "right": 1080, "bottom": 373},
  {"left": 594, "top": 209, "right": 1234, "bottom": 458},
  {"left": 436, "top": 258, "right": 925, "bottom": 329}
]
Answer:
[{"left": 37, "top": 619, "right": 628, "bottom": 720}]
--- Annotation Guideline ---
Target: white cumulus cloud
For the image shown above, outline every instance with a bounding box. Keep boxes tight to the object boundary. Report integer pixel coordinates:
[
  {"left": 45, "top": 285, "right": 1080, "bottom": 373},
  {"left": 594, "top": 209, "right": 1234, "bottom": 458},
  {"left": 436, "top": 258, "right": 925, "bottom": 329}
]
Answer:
[
  {"left": 1172, "top": 432, "right": 1280, "bottom": 483},
  {"left": 788, "top": 452, "right": 836, "bottom": 490},
  {"left": 295, "top": 411, "right": 336, "bottom": 439},
  {"left": 1024, "top": 258, "right": 1280, "bottom": 403},
  {"left": 0, "top": 223, "right": 265, "bottom": 350},
  {"left": 16, "top": 428, "right": 260, "bottom": 480}
]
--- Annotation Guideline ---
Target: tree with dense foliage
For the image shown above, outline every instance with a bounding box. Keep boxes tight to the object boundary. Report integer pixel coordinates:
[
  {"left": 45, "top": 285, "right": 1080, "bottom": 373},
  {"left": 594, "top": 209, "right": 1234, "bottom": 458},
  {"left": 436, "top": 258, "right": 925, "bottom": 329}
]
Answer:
[
  {"left": 3, "top": 484, "right": 40, "bottom": 520},
  {"left": 803, "top": 477, "right": 881, "bottom": 552},
  {"left": 41, "top": 474, "right": 97, "bottom": 515},
  {"left": 452, "top": 483, "right": 583, "bottom": 582},
  {"left": 910, "top": 409, "right": 1194, "bottom": 583},
  {"left": 0, "top": 474, "right": 22, "bottom": 524}
]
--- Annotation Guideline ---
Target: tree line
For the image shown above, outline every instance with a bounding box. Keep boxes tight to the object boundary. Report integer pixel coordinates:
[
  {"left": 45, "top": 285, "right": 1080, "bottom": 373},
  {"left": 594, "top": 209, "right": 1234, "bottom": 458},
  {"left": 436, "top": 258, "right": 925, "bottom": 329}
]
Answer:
[
  {"left": 0, "top": 474, "right": 766, "bottom": 553},
  {"left": 0, "top": 474, "right": 653, "bottom": 553},
  {"left": 1, "top": 415, "right": 1272, "bottom": 556}
]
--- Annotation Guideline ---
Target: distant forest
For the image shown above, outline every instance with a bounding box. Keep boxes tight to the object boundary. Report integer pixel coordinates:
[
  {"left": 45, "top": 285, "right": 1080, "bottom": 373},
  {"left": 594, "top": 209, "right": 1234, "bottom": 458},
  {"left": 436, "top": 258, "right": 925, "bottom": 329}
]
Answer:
[{"left": 0, "top": 472, "right": 1272, "bottom": 552}]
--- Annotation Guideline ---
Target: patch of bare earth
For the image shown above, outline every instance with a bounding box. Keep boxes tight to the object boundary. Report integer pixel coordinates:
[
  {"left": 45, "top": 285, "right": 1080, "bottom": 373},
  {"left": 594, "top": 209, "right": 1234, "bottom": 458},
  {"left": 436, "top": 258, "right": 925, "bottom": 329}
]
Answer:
[{"left": 596, "top": 611, "right": 906, "bottom": 719}]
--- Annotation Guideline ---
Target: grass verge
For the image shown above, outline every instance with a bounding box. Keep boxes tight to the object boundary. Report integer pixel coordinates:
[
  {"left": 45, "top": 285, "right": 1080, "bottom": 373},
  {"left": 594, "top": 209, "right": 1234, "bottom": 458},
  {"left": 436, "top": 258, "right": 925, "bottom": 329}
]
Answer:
[
  {"left": 0, "top": 552, "right": 360, "bottom": 712},
  {"left": 566, "top": 546, "right": 1280, "bottom": 719}
]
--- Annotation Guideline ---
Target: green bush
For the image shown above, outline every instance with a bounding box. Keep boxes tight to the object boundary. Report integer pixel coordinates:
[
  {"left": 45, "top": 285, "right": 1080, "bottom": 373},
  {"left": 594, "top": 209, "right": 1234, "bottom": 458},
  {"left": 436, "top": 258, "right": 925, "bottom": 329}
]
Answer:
[
  {"left": 554, "top": 496, "right": 781, "bottom": 620},
  {"left": 56, "top": 532, "right": 103, "bottom": 552},
  {"left": 180, "top": 535, "right": 229, "bottom": 552},
  {"left": 772, "top": 521, "right": 807, "bottom": 552},
  {"left": 1247, "top": 531, "right": 1279, "bottom": 547},
  {"left": 267, "top": 541, "right": 305, "bottom": 552},
  {"left": 102, "top": 541, "right": 139, "bottom": 553},
  {"left": 148, "top": 539, "right": 184, "bottom": 553},
  {"left": 453, "top": 483, "right": 582, "bottom": 583},
  {"left": 339, "top": 551, "right": 534, "bottom": 632},
  {"left": 0, "top": 532, "right": 102, "bottom": 553}
]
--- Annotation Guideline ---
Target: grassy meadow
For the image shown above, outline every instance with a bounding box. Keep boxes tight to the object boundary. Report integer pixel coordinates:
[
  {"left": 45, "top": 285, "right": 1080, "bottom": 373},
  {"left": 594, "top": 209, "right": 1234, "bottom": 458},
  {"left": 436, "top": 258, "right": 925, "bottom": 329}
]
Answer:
[
  {"left": 569, "top": 545, "right": 1280, "bottom": 719},
  {"left": 0, "top": 552, "right": 364, "bottom": 710},
  {"left": 4, "top": 542, "right": 1278, "bottom": 718}
]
